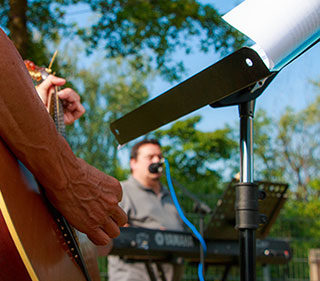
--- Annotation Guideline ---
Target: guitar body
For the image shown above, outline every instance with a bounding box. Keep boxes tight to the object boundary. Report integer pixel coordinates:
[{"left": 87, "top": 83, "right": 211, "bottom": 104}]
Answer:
[{"left": 0, "top": 137, "right": 100, "bottom": 281}]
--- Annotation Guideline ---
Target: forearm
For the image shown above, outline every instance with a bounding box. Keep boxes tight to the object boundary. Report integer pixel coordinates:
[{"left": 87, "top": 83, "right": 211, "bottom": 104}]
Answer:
[{"left": 0, "top": 29, "right": 77, "bottom": 191}]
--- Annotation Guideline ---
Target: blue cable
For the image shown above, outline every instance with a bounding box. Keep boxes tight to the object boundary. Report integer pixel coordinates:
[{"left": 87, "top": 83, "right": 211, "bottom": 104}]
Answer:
[
  {"left": 164, "top": 158, "right": 207, "bottom": 281},
  {"left": 198, "top": 263, "right": 205, "bottom": 281}
]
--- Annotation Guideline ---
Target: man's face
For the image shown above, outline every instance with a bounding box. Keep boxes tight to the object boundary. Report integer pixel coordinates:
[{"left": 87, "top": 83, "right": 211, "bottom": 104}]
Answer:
[{"left": 130, "top": 143, "right": 163, "bottom": 181}]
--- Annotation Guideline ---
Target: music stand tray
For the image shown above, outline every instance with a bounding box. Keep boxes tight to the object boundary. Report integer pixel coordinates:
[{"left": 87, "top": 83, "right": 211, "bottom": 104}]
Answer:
[{"left": 110, "top": 47, "right": 273, "bottom": 145}]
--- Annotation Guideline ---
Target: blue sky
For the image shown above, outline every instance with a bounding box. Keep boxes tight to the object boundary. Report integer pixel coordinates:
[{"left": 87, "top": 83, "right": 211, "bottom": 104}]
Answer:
[
  {"left": 60, "top": 0, "right": 320, "bottom": 170},
  {"left": 62, "top": 0, "right": 320, "bottom": 134},
  {"left": 2, "top": 0, "right": 317, "bottom": 170},
  {"left": 154, "top": 36, "right": 320, "bottom": 132},
  {"left": 150, "top": 0, "right": 320, "bottom": 132},
  {"left": 3, "top": 0, "right": 318, "bottom": 134}
]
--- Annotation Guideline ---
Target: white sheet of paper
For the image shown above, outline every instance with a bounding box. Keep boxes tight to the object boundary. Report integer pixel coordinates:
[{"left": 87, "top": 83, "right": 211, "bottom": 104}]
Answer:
[{"left": 223, "top": 0, "right": 320, "bottom": 70}]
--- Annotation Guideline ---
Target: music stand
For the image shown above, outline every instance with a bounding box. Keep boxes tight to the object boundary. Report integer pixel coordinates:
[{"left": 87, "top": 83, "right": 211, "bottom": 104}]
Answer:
[{"left": 110, "top": 47, "right": 284, "bottom": 281}]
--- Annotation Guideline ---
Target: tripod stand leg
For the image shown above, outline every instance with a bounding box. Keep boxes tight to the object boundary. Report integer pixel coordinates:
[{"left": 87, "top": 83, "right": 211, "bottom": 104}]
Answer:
[
  {"left": 145, "top": 261, "right": 158, "bottom": 281},
  {"left": 155, "top": 262, "right": 168, "bottom": 281},
  {"left": 221, "top": 264, "right": 232, "bottom": 281}
]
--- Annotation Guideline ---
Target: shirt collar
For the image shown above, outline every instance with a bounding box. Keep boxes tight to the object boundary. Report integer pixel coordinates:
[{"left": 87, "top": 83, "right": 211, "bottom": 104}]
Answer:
[{"left": 129, "top": 175, "right": 169, "bottom": 196}]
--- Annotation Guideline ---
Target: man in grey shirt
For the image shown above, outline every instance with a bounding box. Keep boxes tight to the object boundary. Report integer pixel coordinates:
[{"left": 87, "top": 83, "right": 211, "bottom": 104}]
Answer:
[{"left": 108, "top": 139, "right": 184, "bottom": 281}]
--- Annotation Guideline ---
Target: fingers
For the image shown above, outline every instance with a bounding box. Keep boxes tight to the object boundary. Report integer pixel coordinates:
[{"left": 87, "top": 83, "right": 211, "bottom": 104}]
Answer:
[
  {"left": 58, "top": 88, "right": 85, "bottom": 124},
  {"left": 86, "top": 213, "right": 126, "bottom": 245},
  {"left": 110, "top": 206, "right": 128, "bottom": 227},
  {"left": 87, "top": 228, "right": 112, "bottom": 246},
  {"left": 102, "top": 216, "right": 121, "bottom": 238},
  {"left": 41, "top": 75, "right": 66, "bottom": 90},
  {"left": 36, "top": 75, "right": 66, "bottom": 104},
  {"left": 58, "top": 87, "right": 80, "bottom": 103}
]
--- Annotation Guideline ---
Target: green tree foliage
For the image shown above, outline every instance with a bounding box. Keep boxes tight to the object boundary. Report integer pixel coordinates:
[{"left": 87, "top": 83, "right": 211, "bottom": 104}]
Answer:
[
  {"left": 65, "top": 57, "right": 149, "bottom": 179},
  {"left": 153, "top": 115, "right": 237, "bottom": 196},
  {"left": 219, "top": 91, "right": 320, "bottom": 247},
  {"left": 227, "top": 95, "right": 320, "bottom": 198},
  {"left": 0, "top": 0, "right": 76, "bottom": 63},
  {"left": 223, "top": 110, "right": 286, "bottom": 183},
  {"left": 249, "top": 93, "right": 320, "bottom": 247},
  {"left": 78, "top": 0, "right": 245, "bottom": 79},
  {"left": 0, "top": 0, "right": 245, "bottom": 80},
  {"left": 271, "top": 199, "right": 320, "bottom": 243},
  {"left": 277, "top": 96, "right": 320, "bottom": 201},
  {"left": 253, "top": 110, "right": 285, "bottom": 181}
]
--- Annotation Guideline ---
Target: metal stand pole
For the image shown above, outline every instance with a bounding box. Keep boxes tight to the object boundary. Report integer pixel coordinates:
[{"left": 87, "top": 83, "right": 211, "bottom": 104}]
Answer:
[
  {"left": 263, "top": 265, "right": 271, "bottom": 281},
  {"left": 236, "top": 100, "right": 259, "bottom": 281}
]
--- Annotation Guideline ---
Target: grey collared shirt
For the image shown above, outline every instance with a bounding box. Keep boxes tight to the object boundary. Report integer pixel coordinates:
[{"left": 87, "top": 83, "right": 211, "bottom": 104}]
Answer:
[
  {"left": 108, "top": 176, "right": 184, "bottom": 281},
  {"left": 120, "top": 176, "right": 184, "bottom": 231}
]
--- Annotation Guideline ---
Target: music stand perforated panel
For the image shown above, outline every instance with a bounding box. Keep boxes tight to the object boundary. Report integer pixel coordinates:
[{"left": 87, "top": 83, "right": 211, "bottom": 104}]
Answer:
[{"left": 204, "top": 181, "right": 288, "bottom": 240}]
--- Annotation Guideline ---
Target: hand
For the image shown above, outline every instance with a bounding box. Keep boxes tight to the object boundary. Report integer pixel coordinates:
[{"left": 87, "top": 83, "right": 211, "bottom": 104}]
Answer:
[
  {"left": 46, "top": 158, "right": 128, "bottom": 245},
  {"left": 97, "top": 240, "right": 114, "bottom": 256},
  {"left": 36, "top": 75, "right": 85, "bottom": 125}
]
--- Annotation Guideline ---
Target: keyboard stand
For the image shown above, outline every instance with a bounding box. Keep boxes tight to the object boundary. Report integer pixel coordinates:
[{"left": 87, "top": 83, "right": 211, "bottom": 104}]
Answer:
[{"left": 144, "top": 261, "right": 167, "bottom": 281}]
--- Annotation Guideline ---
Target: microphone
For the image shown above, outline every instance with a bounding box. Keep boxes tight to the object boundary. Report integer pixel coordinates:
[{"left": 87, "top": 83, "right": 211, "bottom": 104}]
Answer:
[{"left": 148, "top": 161, "right": 164, "bottom": 173}]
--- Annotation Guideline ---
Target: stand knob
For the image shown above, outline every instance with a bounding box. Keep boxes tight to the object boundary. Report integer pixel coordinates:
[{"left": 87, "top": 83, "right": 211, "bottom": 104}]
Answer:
[
  {"left": 258, "top": 190, "right": 267, "bottom": 200},
  {"left": 259, "top": 214, "right": 268, "bottom": 225}
]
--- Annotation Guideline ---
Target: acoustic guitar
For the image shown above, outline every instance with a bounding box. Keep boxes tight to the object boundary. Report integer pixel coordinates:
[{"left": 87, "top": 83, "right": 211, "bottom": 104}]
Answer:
[{"left": 0, "top": 61, "right": 101, "bottom": 281}]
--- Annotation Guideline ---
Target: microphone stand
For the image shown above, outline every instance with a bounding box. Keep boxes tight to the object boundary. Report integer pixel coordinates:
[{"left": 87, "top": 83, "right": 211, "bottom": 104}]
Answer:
[{"left": 195, "top": 204, "right": 208, "bottom": 277}]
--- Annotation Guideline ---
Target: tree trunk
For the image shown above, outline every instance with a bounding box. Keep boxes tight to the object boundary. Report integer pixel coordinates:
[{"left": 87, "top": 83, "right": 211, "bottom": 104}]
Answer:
[{"left": 8, "top": 0, "right": 28, "bottom": 58}]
